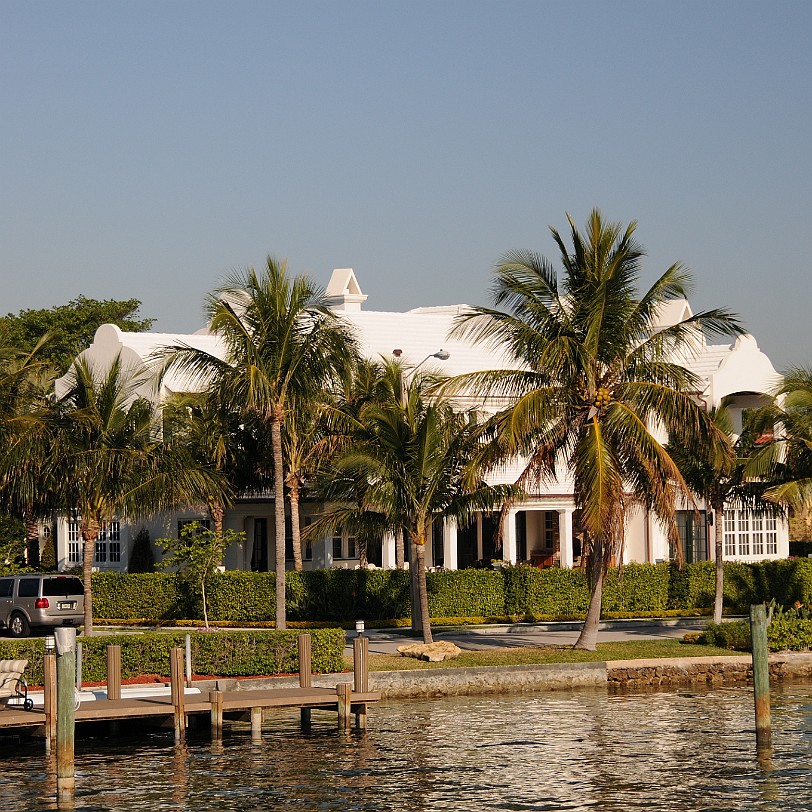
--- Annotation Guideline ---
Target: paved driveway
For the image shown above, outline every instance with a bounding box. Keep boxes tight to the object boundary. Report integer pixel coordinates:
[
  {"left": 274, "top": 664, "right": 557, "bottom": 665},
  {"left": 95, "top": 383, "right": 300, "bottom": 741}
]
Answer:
[{"left": 345, "top": 618, "right": 711, "bottom": 655}]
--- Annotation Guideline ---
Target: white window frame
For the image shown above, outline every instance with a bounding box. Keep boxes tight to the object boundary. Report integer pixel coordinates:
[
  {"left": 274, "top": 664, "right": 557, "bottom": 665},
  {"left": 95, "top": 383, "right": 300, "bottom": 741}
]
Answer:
[{"left": 331, "top": 531, "right": 357, "bottom": 560}]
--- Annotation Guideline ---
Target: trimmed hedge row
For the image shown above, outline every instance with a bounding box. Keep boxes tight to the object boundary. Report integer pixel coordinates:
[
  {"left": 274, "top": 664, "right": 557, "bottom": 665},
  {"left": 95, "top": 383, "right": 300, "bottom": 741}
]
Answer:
[
  {"left": 699, "top": 617, "right": 812, "bottom": 652},
  {"left": 0, "top": 628, "right": 345, "bottom": 686},
  {"left": 89, "top": 559, "right": 812, "bottom": 623}
]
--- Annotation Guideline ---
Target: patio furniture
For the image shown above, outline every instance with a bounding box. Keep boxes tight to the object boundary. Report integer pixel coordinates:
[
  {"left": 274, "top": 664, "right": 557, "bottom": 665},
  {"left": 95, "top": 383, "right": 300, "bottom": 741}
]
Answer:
[{"left": 0, "top": 659, "right": 33, "bottom": 711}]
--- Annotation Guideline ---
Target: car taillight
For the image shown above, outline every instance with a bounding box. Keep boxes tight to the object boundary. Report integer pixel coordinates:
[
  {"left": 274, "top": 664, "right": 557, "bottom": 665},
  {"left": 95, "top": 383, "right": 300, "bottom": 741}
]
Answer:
[{"left": 35, "top": 598, "right": 49, "bottom": 609}]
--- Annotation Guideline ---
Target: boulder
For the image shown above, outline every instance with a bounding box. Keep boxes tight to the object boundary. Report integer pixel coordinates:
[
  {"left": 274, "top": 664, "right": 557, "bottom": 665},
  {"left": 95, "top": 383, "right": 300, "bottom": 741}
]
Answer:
[{"left": 396, "top": 641, "right": 462, "bottom": 662}]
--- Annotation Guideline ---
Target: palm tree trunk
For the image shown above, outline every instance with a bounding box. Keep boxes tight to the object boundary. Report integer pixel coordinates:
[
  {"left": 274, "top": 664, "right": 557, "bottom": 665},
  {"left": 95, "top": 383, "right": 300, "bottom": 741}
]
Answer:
[
  {"left": 81, "top": 517, "right": 100, "bottom": 636},
  {"left": 24, "top": 512, "right": 40, "bottom": 569},
  {"left": 288, "top": 481, "right": 304, "bottom": 571},
  {"left": 713, "top": 502, "right": 725, "bottom": 624},
  {"left": 395, "top": 527, "right": 405, "bottom": 569},
  {"left": 208, "top": 502, "right": 226, "bottom": 566},
  {"left": 413, "top": 535, "right": 433, "bottom": 644},
  {"left": 271, "top": 413, "right": 287, "bottom": 630},
  {"left": 574, "top": 542, "right": 605, "bottom": 651}
]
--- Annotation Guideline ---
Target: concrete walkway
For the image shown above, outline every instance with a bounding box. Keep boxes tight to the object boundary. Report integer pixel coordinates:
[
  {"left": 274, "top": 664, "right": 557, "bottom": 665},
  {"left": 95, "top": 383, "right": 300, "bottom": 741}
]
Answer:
[{"left": 345, "top": 617, "right": 711, "bottom": 655}]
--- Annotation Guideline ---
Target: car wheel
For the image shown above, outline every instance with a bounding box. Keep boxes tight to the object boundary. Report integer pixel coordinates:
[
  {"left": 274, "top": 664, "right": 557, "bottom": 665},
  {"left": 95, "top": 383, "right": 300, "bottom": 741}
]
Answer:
[{"left": 8, "top": 612, "right": 30, "bottom": 638}]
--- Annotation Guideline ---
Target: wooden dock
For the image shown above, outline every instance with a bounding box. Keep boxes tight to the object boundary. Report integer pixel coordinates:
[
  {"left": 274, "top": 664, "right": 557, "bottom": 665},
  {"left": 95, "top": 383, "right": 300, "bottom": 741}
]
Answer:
[{"left": 0, "top": 634, "right": 378, "bottom": 742}]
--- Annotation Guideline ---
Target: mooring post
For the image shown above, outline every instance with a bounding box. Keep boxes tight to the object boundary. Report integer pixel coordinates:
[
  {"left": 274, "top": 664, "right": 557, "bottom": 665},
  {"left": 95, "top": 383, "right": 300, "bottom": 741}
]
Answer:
[
  {"left": 750, "top": 603, "right": 772, "bottom": 748},
  {"left": 250, "top": 706, "right": 262, "bottom": 741},
  {"left": 353, "top": 636, "right": 368, "bottom": 730},
  {"left": 106, "top": 645, "right": 121, "bottom": 701},
  {"left": 170, "top": 647, "right": 186, "bottom": 742},
  {"left": 298, "top": 634, "right": 312, "bottom": 729},
  {"left": 210, "top": 690, "right": 223, "bottom": 739},
  {"left": 336, "top": 682, "right": 352, "bottom": 732},
  {"left": 185, "top": 634, "right": 192, "bottom": 688},
  {"left": 75, "top": 641, "right": 82, "bottom": 691},
  {"left": 55, "top": 627, "right": 77, "bottom": 804},
  {"left": 44, "top": 648, "right": 57, "bottom": 754}
]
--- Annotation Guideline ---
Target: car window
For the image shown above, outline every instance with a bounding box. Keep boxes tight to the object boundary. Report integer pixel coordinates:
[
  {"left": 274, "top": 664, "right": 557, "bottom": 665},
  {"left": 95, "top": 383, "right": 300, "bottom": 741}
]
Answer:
[
  {"left": 42, "top": 577, "right": 84, "bottom": 597},
  {"left": 17, "top": 578, "right": 40, "bottom": 598},
  {"left": 0, "top": 579, "right": 12, "bottom": 598}
]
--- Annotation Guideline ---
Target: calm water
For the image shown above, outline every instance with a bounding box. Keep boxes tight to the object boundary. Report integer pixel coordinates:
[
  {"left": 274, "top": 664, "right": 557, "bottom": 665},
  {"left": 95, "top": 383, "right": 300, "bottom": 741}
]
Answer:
[{"left": 1, "top": 684, "right": 811, "bottom": 811}]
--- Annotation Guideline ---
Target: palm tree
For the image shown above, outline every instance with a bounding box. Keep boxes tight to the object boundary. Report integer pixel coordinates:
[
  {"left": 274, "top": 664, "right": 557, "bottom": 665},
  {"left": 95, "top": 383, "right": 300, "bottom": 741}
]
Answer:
[
  {"left": 668, "top": 403, "right": 778, "bottom": 624},
  {"left": 755, "top": 368, "right": 812, "bottom": 510},
  {"left": 53, "top": 354, "right": 229, "bottom": 634},
  {"left": 316, "top": 374, "right": 516, "bottom": 643},
  {"left": 161, "top": 258, "right": 358, "bottom": 628},
  {"left": 449, "top": 209, "right": 741, "bottom": 650},
  {"left": 0, "top": 336, "right": 59, "bottom": 568}
]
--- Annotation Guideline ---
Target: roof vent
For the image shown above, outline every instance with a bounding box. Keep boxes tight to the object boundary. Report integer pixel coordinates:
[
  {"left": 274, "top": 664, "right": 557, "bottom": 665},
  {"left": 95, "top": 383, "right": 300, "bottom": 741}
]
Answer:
[{"left": 325, "top": 268, "right": 368, "bottom": 312}]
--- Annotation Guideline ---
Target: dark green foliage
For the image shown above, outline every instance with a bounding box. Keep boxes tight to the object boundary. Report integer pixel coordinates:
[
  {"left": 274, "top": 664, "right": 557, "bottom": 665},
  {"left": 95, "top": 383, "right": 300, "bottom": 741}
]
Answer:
[
  {"left": 426, "top": 570, "right": 505, "bottom": 618},
  {"left": 698, "top": 621, "right": 752, "bottom": 650},
  {"left": 39, "top": 536, "right": 56, "bottom": 571},
  {"left": 0, "top": 628, "right": 345, "bottom": 686},
  {"left": 89, "top": 560, "right": 812, "bottom": 624},
  {"left": 0, "top": 514, "right": 26, "bottom": 574},
  {"left": 91, "top": 572, "right": 193, "bottom": 619},
  {"left": 0, "top": 296, "right": 154, "bottom": 373},
  {"left": 128, "top": 527, "right": 155, "bottom": 573},
  {"left": 790, "top": 540, "right": 812, "bottom": 557}
]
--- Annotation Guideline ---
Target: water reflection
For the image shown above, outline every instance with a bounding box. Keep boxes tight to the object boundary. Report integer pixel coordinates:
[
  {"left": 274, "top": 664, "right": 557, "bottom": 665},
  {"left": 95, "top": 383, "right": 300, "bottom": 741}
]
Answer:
[{"left": 0, "top": 685, "right": 810, "bottom": 811}]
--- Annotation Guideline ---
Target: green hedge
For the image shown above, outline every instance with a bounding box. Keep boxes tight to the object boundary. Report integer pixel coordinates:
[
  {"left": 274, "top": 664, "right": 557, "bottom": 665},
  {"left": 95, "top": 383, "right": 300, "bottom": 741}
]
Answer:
[
  {"left": 89, "top": 560, "right": 812, "bottom": 624},
  {"left": 0, "top": 628, "right": 345, "bottom": 686}
]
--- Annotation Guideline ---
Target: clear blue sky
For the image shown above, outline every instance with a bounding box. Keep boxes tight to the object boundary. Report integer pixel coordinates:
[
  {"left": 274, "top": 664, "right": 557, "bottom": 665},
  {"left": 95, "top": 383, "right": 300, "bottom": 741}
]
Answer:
[{"left": 1, "top": 1, "right": 810, "bottom": 370}]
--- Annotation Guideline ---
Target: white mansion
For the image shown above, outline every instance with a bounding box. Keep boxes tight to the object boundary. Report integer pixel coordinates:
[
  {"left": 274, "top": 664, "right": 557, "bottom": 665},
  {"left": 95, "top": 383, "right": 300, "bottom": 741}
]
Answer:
[{"left": 53, "top": 268, "right": 788, "bottom": 573}]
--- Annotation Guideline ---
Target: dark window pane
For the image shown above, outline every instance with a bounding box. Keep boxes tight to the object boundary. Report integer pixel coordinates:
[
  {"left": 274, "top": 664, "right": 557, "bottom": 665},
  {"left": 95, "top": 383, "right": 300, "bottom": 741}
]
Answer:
[
  {"left": 43, "top": 577, "right": 84, "bottom": 597},
  {"left": 18, "top": 578, "right": 39, "bottom": 597}
]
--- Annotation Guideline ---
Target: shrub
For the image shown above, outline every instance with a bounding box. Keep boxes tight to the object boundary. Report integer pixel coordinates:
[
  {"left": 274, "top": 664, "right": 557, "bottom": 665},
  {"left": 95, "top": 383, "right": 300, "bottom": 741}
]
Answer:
[
  {"left": 0, "top": 628, "right": 346, "bottom": 686},
  {"left": 128, "top": 526, "right": 155, "bottom": 573}
]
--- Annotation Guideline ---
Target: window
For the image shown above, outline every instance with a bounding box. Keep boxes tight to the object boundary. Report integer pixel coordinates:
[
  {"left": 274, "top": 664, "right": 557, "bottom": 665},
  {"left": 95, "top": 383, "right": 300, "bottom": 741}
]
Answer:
[
  {"left": 0, "top": 579, "right": 13, "bottom": 598},
  {"left": 677, "top": 511, "right": 707, "bottom": 563},
  {"left": 544, "top": 512, "right": 555, "bottom": 549},
  {"left": 331, "top": 532, "right": 357, "bottom": 560},
  {"left": 18, "top": 578, "right": 39, "bottom": 598},
  {"left": 177, "top": 519, "right": 210, "bottom": 538},
  {"left": 95, "top": 521, "right": 121, "bottom": 564},
  {"left": 68, "top": 521, "right": 81, "bottom": 564},
  {"left": 723, "top": 507, "right": 779, "bottom": 558}
]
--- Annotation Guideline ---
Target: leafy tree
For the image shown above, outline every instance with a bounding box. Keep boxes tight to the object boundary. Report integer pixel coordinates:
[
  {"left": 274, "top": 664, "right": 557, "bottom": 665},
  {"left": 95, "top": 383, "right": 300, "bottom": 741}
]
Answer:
[
  {"left": 157, "top": 522, "right": 244, "bottom": 629},
  {"left": 161, "top": 257, "right": 358, "bottom": 629},
  {"left": 128, "top": 526, "right": 156, "bottom": 573},
  {"left": 39, "top": 533, "right": 57, "bottom": 571},
  {"left": 449, "top": 209, "right": 741, "bottom": 649},
  {"left": 0, "top": 296, "right": 154, "bottom": 373},
  {"left": 51, "top": 354, "right": 230, "bottom": 634}
]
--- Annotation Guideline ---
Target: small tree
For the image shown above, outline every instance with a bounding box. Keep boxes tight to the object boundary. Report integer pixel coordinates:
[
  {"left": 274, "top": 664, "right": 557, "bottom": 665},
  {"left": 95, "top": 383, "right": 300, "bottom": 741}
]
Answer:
[
  {"left": 129, "top": 526, "right": 156, "bottom": 573},
  {"left": 157, "top": 522, "right": 244, "bottom": 629},
  {"left": 39, "top": 534, "right": 57, "bottom": 571}
]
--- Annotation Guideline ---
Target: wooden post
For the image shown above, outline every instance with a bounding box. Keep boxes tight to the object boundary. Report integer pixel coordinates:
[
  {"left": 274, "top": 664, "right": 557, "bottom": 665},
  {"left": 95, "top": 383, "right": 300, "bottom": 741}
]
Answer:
[
  {"left": 44, "top": 652, "right": 57, "bottom": 754},
  {"left": 185, "top": 634, "right": 193, "bottom": 688},
  {"left": 251, "top": 706, "right": 262, "bottom": 741},
  {"left": 106, "top": 645, "right": 121, "bottom": 701},
  {"left": 298, "top": 634, "right": 312, "bottom": 729},
  {"left": 210, "top": 690, "right": 223, "bottom": 739},
  {"left": 750, "top": 604, "right": 772, "bottom": 748},
  {"left": 75, "top": 641, "right": 82, "bottom": 690},
  {"left": 170, "top": 647, "right": 186, "bottom": 742},
  {"left": 336, "top": 683, "right": 351, "bottom": 732},
  {"left": 353, "top": 636, "right": 368, "bottom": 729},
  {"left": 55, "top": 628, "right": 76, "bottom": 803}
]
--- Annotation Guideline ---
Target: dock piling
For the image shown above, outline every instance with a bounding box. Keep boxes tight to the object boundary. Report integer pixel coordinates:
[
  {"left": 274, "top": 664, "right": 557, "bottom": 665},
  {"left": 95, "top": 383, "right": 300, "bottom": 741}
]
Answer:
[
  {"left": 106, "top": 645, "right": 121, "bottom": 701},
  {"left": 55, "top": 627, "right": 77, "bottom": 804},
  {"left": 336, "top": 683, "right": 352, "bottom": 732},
  {"left": 749, "top": 603, "right": 772, "bottom": 749},
  {"left": 44, "top": 650, "right": 57, "bottom": 753},
  {"left": 169, "top": 647, "right": 186, "bottom": 742},
  {"left": 210, "top": 690, "right": 223, "bottom": 739},
  {"left": 353, "top": 636, "right": 368, "bottom": 729},
  {"left": 185, "top": 635, "right": 192, "bottom": 688},
  {"left": 251, "top": 706, "right": 262, "bottom": 741},
  {"left": 298, "top": 634, "right": 312, "bottom": 729}
]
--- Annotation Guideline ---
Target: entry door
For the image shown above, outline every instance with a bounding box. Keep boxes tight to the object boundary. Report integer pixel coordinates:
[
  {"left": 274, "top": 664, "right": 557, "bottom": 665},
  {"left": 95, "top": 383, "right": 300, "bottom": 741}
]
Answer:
[{"left": 251, "top": 518, "right": 269, "bottom": 571}]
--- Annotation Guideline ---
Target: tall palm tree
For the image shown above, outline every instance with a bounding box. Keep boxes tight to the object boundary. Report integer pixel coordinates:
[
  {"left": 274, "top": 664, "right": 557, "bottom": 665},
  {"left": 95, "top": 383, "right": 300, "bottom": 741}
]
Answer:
[
  {"left": 161, "top": 258, "right": 358, "bottom": 628},
  {"left": 449, "top": 209, "right": 741, "bottom": 649},
  {"left": 54, "top": 354, "right": 229, "bottom": 634},
  {"left": 316, "top": 375, "right": 516, "bottom": 643}
]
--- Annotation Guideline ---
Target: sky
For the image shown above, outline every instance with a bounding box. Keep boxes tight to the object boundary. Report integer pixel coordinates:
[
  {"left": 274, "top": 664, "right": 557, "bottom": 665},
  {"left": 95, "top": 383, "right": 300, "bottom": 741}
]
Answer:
[{"left": 1, "top": 1, "right": 810, "bottom": 370}]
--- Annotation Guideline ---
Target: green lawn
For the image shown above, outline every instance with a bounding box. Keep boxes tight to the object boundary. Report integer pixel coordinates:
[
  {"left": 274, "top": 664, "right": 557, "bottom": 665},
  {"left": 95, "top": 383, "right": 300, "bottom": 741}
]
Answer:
[{"left": 353, "top": 640, "right": 739, "bottom": 672}]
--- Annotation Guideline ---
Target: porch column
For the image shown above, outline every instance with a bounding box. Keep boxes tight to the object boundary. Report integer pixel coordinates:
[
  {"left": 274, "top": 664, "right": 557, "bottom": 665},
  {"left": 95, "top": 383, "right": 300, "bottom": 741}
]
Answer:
[
  {"left": 557, "top": 508, "right": 574, "bottom": 569},
  {"left": 381, "top": 532, "right": 396, "bottom": 569},
  {"left": 502, "top": 509, "right": 518, "bottom": 564},
  {"left": 443, "top": 519, "right": 458, "bottom": 571}
]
